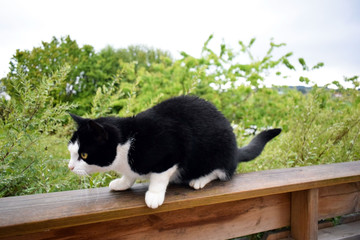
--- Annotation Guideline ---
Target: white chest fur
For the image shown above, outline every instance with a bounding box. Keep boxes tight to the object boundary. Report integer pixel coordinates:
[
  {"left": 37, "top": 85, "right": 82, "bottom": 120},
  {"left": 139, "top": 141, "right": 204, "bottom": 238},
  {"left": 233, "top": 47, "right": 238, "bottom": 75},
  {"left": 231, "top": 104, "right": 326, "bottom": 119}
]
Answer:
[{"left": 111, "top": 140, "right": 142, "bottom": 178}]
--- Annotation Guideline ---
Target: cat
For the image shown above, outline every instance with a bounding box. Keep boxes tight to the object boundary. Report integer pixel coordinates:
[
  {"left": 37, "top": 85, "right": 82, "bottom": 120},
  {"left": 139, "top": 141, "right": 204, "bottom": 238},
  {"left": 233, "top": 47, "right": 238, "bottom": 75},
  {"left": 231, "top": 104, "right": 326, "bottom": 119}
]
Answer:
[{"left": 68, "top": 95, "right": 281, "bottom": 209}]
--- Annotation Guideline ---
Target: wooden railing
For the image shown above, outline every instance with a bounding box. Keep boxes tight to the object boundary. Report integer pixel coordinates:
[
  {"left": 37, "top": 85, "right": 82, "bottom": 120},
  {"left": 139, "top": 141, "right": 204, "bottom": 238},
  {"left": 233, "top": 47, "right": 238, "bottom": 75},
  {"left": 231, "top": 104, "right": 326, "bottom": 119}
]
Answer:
[{"left": 0, "top": 161, "right": 359, "bottom": 240}]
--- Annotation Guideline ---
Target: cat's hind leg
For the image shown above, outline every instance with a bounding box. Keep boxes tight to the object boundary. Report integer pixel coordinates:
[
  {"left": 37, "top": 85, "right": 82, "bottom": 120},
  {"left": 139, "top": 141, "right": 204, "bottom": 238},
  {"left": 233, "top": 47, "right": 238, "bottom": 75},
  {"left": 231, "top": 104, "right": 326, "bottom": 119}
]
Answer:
[
  {"left": 109, "top": 175, "right": 136, "bottom": 191},
  {"left": 145, "top": 165, "right": 178, "bottom": 209},
  {"left": 189, "top": 169, "right": 228, "bottom": 190}
]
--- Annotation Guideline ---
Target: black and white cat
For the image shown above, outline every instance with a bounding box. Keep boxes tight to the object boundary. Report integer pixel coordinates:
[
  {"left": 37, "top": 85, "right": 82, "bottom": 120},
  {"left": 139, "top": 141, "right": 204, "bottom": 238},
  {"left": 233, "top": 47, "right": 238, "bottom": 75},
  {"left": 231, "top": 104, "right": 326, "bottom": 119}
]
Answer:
[{"left": 68, "top": 96, "right": 281, "bottom": 209}]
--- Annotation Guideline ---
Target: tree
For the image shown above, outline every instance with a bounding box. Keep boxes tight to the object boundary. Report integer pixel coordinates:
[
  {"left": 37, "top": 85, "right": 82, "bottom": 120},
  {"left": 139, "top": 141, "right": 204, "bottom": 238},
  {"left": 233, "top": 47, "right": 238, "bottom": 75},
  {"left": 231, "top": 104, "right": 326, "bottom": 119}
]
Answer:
[
  {"left": 5, "top": 37, "right": 100, "bottom": 104},
  {"left": 4, "top": 37, "right": 174, "bottom": 114}
]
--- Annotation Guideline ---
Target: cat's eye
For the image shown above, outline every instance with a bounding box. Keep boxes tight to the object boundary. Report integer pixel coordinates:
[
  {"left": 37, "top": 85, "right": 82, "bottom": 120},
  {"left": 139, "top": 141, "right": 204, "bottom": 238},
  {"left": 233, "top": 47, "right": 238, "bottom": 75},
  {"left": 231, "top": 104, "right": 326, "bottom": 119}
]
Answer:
[{"left": 80, "top": 153, "right": 88, "bottom": 159}]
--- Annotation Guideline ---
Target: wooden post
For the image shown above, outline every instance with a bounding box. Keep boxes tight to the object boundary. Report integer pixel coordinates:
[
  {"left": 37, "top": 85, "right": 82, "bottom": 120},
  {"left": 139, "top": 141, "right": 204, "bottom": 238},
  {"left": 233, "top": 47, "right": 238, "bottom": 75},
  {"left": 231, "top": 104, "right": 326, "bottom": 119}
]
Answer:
[{"left": 291, "top": 188, "right": 319, "bottom": 240}]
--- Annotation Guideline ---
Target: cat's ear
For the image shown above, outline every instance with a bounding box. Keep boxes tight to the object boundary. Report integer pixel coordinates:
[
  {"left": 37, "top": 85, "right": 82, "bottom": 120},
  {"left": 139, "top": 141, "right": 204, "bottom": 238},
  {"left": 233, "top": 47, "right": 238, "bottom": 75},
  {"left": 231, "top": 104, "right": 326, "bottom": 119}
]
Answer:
[
  {"left": 69, "top": 113, "right": 86, "bottom": 127},
  {"left": 88, "top": 120, "right": 108, "bottom": 141}
]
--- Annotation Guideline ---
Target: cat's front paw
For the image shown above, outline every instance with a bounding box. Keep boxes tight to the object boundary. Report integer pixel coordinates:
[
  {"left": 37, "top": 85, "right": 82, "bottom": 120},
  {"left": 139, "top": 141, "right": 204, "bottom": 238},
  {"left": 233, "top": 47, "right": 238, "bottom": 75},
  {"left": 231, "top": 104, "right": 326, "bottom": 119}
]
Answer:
[
  {"left": 109, "top": 178, "right": 133, "bottom": 191},
  {"left": 145, "top": 191, "right": 165, "bottom": 209},
  {"left": 189, "top": 178, "right": 208, "bottom": 190}
]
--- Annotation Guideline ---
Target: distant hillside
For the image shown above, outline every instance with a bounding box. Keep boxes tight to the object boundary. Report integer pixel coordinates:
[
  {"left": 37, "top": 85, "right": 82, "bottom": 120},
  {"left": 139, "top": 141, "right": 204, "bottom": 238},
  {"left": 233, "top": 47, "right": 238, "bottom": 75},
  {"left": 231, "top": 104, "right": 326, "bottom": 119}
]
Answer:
[
  {"left": 289, "top": 86, "right": 313, "bottom": 94},
  {"left": 273, "top": 86, "right": 313, "bottom": 94}
]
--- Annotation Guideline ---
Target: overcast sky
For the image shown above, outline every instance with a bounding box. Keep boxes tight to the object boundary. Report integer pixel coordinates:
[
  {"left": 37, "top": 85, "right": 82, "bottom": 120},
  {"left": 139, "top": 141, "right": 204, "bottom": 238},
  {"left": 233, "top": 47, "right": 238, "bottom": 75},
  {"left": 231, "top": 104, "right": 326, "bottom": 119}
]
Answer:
[{"left": 0, "top": 0, "right": 359, "bottom": 87}]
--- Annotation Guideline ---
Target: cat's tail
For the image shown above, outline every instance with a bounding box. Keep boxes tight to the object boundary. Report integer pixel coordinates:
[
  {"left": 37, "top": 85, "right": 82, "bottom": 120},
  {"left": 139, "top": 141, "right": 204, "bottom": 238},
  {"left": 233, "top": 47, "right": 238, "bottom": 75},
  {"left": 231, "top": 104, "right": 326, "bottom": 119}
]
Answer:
[{"left": 237, "top": 128, "right": 281, "bottom": 163}]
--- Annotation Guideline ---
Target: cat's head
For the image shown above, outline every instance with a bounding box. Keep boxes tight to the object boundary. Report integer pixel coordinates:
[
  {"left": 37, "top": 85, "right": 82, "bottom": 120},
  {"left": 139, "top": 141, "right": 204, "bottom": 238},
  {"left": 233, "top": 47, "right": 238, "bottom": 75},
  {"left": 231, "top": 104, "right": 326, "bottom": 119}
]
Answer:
[{"left": 67, "top": 114, "right": 117, "bottom": 176}]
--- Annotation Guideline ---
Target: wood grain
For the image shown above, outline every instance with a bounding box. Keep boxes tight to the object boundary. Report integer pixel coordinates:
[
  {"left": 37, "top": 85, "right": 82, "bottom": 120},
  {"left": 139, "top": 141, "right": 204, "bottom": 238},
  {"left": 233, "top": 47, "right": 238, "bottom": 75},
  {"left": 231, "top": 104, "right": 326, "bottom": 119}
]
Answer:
[
  {"left": 291, "top": 189, "right": 318, "bottom": 240},
  {"left": 318, "top": 221, "right": 360, "bottom": 240},
  {"left": 318, "top": 182, "right": 360, "bottom": 219},
  {"left": 1, "top": 194, "right": 291, "bottom": 240},
  {"left": 0, "top": 161, "right": 359, "bottom": 238}
]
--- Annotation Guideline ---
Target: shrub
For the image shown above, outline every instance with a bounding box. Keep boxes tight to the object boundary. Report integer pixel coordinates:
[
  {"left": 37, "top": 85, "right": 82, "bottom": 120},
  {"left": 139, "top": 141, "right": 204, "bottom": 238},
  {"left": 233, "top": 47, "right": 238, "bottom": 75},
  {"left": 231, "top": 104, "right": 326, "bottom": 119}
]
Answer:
[
  {"left": 0, "top": 66, "right": 76, "bottom": 197},
  {"left": 240, "top": 82, "right": 360, "bottom": 173},
  {"left": 1, "top": 35, "right": 359, "bottom": 197}
]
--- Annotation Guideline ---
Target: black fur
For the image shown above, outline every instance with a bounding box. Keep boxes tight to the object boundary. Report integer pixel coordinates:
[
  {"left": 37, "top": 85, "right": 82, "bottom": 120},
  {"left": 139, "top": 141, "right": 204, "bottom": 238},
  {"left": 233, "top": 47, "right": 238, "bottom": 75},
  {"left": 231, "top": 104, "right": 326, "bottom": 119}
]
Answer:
[{"left": 69, "top": 96, "right": 281, "bottom": 182}]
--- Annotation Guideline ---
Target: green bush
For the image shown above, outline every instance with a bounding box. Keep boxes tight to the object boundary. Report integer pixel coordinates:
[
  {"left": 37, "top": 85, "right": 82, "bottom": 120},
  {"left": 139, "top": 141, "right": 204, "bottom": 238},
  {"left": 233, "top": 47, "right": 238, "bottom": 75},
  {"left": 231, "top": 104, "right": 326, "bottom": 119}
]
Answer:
[
  {"left": 0, "top": 66, "right": 76, "bottom": 197},
  {"left": 3, "top": 36, "right": 173, "bottom": 115},
  {"left": 240, "top": 82, "right": 360, "bottom": 173},
  {"left": 1, "top": 35, "right": 359, "bottom": 197}
]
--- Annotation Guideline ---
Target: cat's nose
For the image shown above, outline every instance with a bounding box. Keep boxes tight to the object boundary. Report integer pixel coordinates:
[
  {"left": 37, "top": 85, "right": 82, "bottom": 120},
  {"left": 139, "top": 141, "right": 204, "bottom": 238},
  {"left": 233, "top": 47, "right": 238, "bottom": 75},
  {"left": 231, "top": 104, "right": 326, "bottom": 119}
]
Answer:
[{"left": 68, "top": 165, "right": 74, "bottom": 171}]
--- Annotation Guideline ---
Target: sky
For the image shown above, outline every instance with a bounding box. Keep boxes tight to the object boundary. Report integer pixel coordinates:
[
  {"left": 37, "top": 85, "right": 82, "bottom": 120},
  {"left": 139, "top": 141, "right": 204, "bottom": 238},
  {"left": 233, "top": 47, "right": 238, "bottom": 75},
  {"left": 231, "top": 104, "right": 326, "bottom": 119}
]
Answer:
[{"left": 0, "top": 0, "right": 359, "bottom": 87}]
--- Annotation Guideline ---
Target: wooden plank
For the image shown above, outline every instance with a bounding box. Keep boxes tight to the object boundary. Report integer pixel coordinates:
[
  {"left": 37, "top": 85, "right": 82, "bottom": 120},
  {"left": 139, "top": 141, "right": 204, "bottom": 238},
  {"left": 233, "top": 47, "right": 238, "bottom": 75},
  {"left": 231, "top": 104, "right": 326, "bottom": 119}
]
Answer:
[
  {"left": 318, "top": 182, "right": 360, "bottom": 219},
  {"left": 340, "top": 212, "right": 360, "bottom": 224},
  {"left": 0, "top": 194, "right": 291, "bottom": 240},
  {"left": 265, "top": 183, "right": 360, "bottom": 240},
  {"left": 318, "top": 221, "right": 360, "bottom": 240},
  {"left": 291, "top": 189, "right": 319, "bottom": 240},
  {"left": 0, "top": 161, "right": 359, "bottom": 238}
]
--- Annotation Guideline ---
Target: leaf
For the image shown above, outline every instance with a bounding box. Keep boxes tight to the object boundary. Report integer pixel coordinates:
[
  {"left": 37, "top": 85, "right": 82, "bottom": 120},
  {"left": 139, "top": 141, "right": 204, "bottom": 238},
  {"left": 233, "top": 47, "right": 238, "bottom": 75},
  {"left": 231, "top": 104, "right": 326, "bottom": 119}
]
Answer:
[
  {"left": 180, "top": 51, "right": 189, "bottom": 58},
  {"left": 298, "top": 58, "right": 308, "bottom": 71},
  {"left": 270, "top": 42, "right": 286, "bottom": 48},
  {"left": 220, "top": 44, "right": 226, "bottom": 58},
  {"left": 202, "top": 34, "right": 214, "bottom": 52},
  {"left": 285, "top": 52, "right": 293, "bottom": 58},
  {"left": 312, "top": 62, "right": 324, "bottom": 70},
  {"left": 299, "top": 76, "right": 310, "bottom": 84},
  {"left": 238, "top": 41, "right": 246, "bottom": 52},
  {"left": 282, "top": 58, "right": 295, "bottom": 70},
  {"left": 249, "top": 38, "right": 256, "bottom": 48}
]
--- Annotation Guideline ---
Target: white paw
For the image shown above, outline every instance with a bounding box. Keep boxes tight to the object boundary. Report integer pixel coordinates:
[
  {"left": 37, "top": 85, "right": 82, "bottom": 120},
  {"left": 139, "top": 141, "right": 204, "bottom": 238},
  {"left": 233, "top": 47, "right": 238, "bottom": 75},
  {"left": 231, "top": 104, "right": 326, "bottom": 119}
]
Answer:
[
  {"left": 189, "top": 178, "right": 208, "bottom": 190},
  {"left": 109, "top": 178, "right": 132, "bottom": 191},
  {"left": 145, "top": 191, "right": 165, "bottom": 209}
]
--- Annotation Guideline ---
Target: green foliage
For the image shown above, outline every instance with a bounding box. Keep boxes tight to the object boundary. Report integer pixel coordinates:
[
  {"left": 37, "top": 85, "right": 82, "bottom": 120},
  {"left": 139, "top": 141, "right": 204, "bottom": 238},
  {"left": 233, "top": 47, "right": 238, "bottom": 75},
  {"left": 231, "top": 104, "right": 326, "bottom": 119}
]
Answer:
[
  {"left": 0, "top": 66, "right": 76, "bottom": 197},
  {"left": 4, "top": 36, "right": 173, "bottom": 115},
  {"left": 1, "top": 35, "right": 359, "bottom": 198},
  {"left": 87, "top": 35, "right": 301, "bottom": 124},
  {"left": 240, "top": 84, "right": 360, "bottom": 173},
  {"left": 5, "top": 37, "right": 97, "bottom": 105}
]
